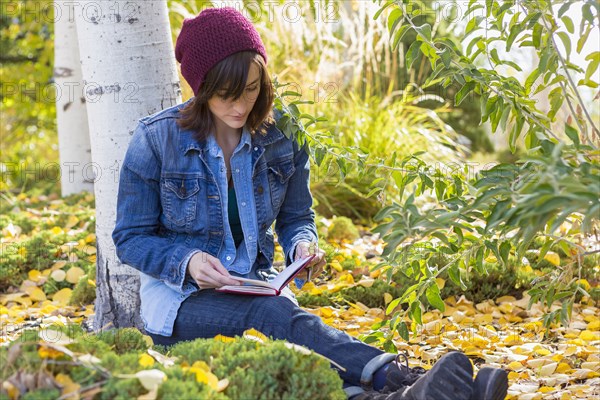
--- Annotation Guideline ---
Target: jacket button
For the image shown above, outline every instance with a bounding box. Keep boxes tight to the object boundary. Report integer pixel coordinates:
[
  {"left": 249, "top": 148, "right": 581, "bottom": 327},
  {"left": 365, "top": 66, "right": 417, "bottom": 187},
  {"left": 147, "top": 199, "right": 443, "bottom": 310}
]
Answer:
[
  {"left": 257, "top": 185, "right": 264, "bottom": 194},
  {"left": 261, "top": 223, "right": 267, "bottom": 229}
]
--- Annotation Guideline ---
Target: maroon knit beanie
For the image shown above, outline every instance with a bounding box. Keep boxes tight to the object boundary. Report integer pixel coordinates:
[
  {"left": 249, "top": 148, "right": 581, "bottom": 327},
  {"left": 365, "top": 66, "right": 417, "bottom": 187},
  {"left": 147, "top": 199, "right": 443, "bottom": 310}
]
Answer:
[{"left": 175, "top": 7, "right": 268, "bottom": 96}]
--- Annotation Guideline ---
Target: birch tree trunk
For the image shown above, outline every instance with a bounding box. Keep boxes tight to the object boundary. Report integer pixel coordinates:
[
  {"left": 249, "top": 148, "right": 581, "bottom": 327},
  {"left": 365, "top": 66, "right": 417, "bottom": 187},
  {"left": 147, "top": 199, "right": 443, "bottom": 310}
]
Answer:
[
  {"left": 54, "top": 0, "right": 93, "bottom": 196},
  {"left": 73, "top": 0, "right": 182, "bottom": 332}
]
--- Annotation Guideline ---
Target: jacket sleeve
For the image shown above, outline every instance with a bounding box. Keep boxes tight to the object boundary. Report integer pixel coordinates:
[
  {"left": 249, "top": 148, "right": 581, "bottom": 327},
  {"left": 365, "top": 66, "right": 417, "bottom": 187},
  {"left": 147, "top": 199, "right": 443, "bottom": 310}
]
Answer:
[
  {"left": 274, "top": 138, "right": 319, "bottom": 270},
  {"left": 112, "top": 121, "right": 198, "bottom": 295}
]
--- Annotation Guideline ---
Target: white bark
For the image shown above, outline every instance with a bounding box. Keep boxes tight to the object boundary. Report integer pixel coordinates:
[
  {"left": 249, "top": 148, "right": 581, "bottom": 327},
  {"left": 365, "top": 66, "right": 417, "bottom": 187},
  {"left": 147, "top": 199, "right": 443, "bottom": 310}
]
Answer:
[
  {"left": 54, "top": 0, "right": 94, "bottom": 196},
  {"left": 73, "top": 0, "right": 182, "bottom": 332}
]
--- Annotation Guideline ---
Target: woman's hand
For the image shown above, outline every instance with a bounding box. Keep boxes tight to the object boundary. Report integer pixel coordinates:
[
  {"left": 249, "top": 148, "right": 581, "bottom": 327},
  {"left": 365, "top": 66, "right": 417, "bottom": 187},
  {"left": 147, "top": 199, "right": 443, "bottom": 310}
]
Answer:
[
  {"left": 187, "top": 251, "right": 241, "bottom": 289},
  {"left": 293, "top": 241, "right": 326, "bottom": 281}
]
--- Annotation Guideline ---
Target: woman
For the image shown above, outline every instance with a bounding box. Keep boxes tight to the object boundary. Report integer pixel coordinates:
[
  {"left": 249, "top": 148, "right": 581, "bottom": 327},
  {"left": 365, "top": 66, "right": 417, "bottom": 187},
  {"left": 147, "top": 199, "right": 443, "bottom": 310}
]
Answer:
[{"left": 112, "top": 7, "right": 507, "bottom": 400}]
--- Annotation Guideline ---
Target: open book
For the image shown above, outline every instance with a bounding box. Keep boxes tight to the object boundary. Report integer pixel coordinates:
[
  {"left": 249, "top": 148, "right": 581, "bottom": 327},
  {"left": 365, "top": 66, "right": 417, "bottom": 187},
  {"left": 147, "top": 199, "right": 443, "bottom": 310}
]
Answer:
[{"left": 216, "top": 254, "right": 316, "bottom": 296}]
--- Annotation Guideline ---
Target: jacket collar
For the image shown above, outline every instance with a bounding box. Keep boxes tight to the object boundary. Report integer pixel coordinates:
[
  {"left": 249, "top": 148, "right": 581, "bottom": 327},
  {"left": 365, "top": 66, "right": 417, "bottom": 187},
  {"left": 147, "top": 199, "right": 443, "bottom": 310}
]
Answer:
[{"left": 179, "top": 104, "right": 285, "bottom": 156}]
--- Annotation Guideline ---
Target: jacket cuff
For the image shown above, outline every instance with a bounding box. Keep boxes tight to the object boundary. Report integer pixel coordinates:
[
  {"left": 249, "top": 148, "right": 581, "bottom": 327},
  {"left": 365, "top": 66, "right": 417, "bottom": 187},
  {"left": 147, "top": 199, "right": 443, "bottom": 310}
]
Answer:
[{"left": 164, "top": 249, "right": 202, "bottom": 294}]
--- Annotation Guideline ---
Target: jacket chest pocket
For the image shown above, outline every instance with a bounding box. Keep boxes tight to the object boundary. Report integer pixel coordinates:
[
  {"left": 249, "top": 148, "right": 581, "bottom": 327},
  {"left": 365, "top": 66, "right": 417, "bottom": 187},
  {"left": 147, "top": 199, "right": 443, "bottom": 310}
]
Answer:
[
  {"left": 266, "top": 157, "right": 295, "bottom": 210},
  {"left": 161, "top": 176, "right": 201, "bottom": 232}
]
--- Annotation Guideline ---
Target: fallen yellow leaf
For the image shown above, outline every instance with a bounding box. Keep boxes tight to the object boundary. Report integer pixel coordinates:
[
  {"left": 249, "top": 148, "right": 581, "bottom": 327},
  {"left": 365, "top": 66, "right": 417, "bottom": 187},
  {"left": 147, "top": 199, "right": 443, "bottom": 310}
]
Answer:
[
  {"left": 53, "top": 288, "right": 73, "bottom": 305},
  {"left": 139, "top": 354, "right": 155, "bottom": 368},
  {"left": 66, "top": 267, "right": 85, "bottom": 284},
  {"left": 25, "top": 287, "right": 46, "bottom": 302}
]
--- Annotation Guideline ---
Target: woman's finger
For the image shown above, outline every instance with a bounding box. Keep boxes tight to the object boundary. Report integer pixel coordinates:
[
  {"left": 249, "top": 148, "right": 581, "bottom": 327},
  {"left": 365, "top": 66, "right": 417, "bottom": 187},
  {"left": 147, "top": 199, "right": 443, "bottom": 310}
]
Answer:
[
  {"left": 196, "top": 274, "right": 221, "bottom": 289},
  {"left": 208, "top": 256, "right": 234, "bottom": 277},
  {"left": 204, "top": 265, "right": 240, "bottom": 286}
]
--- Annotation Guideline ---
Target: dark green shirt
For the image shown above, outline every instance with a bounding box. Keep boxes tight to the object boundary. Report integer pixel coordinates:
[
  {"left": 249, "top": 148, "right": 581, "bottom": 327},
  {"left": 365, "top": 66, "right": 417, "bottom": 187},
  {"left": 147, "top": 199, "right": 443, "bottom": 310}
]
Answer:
[{"left": 228, "top": 181, "right": 244, "bottom": 247}]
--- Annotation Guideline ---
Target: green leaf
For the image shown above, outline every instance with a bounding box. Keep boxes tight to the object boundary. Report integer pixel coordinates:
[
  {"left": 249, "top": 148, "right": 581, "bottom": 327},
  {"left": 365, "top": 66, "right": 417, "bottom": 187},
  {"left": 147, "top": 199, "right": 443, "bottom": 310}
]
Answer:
[
  {"left": 556, "top": 32, "right": 571, "bottom": 59},
  {"left": 440, "top": 48, "right": 452, "bottom": 68},
  {"left": 548, "top": 87, "right": 564, "bottom": 120},
  {"left": 409, "top": 301, "right": 422, "bottom": 325},
  {"left": 387, "top": 8, "right": 403, "bottom": 33},
  {"left": 392, "top": 25, "right": 410, "bottom": 51},
  {"left": 406, "top": 40, "right": 421, "bottom": 69},
  {"left": 509, "top": 116, "right": 524, "bottom": 153},
  {"left": 414, "top": 23, "right": 432, "bottom": 42},
  {"left": 425, "top": 283, "right": 445, "bottom": 312},
  {"left": 397, "top": 321, "right": 409, "bottom": 341},
  {"left": 506, "top": 24, "right": 521, "bottom": 52},
  {"left": 564, "top": 123, "right": 580, "bottom": 147},
  {"left": 558, "top": 1, "right": 572, "bottom": 18},
  {"left": 578, "top": 79, "right": 599, "bottom": 88},
  {"left": 585, "top": 54, "right": 600, "bottom": 81},
  {"left": 582, "top": 3, "right": 593, "bottom": 24},
  {"left": 374, "top": 0, "right": 395, "bottom": 21},
  {"left": 455, "top": 81, "right": 476, "bottom": 106},
  {"left": 561, "top": 16, "right": 574, "bottom": 34},
  {"left": 577, "top": 25, "right": 592, "bottom": 54},
  {"left": 525, "top": 68, "right": 541, "bottom": 95},
  {"left": 532, "top": 23, "right": 543, "bottom": 48},
  {"left": 386, "top": 297, "right": 401, "bottom": 315}
]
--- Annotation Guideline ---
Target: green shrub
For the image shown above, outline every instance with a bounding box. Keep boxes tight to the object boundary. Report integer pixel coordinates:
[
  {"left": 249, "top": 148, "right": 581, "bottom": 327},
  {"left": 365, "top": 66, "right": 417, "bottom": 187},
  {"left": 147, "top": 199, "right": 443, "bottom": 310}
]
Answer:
[
  {"left": 70, "top": 265, "right": 96, "bottom": 306},
  {"left": 21, "top": 388, "right": 61, "bottom": 400},
  {"left": 165, "top": 338, "right": 346, "bottom": 400},
  {"left": 98, "top": 377, "right": 146, "bottom": 400},
  {"left": 158, "top": 367, "right": 226, "bottom": 400},
  {"left": 95, "top": 328, "right": 149, "bottom": 355},
  {"left": 327, "top": 217, "right": 360, "bottom": 242}
]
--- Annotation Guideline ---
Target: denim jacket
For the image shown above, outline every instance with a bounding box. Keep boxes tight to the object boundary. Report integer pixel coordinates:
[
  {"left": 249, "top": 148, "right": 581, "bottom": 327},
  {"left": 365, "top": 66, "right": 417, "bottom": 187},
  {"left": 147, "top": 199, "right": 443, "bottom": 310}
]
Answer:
[{"left": 112, "top": 98, "right": 318, "bottom": 336}]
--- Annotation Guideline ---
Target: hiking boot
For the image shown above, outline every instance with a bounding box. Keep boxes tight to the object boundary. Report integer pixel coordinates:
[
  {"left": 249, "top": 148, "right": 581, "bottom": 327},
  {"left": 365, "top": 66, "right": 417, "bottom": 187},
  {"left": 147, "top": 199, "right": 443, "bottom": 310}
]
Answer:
[
  {"left": 356, "top": 352, "right": 474, "bottom": 400},
  {"left": 470, "top": 367, "right": 508, "bottom": 400},
  {"left": 377, "top": 352, "right": 426, "bottom": 394},
  {"left": 398, "top": 351, "right": 474, "bottom": 400}
]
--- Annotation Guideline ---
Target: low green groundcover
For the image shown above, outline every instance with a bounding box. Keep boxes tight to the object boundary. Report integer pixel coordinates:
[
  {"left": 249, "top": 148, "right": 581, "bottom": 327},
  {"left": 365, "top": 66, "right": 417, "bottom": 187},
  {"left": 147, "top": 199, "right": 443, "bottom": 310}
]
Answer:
[{"left": 1, "top": 327, "right": 346, "bottom": 399}]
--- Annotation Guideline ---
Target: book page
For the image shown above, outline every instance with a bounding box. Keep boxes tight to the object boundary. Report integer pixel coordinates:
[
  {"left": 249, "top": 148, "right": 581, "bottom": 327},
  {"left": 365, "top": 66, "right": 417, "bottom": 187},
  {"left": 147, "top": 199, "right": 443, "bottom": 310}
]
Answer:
[
  {"left": 228, "top": 277, "right": 274, "bottom": 289},
  {"left": 217, "top": 285, "right": 276, "bottom": 295},
  {"left": 270, "top": 255, "right": 315, "bottom": 290}
]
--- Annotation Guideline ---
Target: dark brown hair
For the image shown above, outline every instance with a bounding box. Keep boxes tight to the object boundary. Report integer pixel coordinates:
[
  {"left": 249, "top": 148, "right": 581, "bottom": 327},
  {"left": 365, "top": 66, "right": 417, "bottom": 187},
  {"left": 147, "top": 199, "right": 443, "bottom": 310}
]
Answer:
[{"left": 176, "top": 51, "right": 274, "bottom": 141}]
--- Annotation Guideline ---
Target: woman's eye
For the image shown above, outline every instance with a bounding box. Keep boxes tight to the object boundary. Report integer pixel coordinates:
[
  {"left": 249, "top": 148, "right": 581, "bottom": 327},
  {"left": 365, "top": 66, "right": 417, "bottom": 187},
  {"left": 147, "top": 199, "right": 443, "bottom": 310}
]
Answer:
[{"left": 246, "top": 86, "right": 258, "bottom": 92}]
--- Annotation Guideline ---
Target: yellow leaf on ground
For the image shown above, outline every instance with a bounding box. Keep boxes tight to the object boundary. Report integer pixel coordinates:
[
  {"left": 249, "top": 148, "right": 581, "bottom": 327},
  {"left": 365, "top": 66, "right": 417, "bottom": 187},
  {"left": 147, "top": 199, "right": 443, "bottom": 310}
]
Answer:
[
  {"left": 330, "top": 260, "right": 343, "bottom": 272},
  {"left": 243, "top": 328, "right": 268, "bottom": 343},
  {"left": 55, "top": 373, "right": 81, "bottom": 396},
  {"left": 216, "top": 378, "right": 229, "bottom": 392},
  {"left": 2, "top": 380, "right": 19, "bottom": 400},
  {"left": 53, "top": 288, "right": 73, "bottom": 305},
  {"left": 508, "top": 361, "right": 525, "bottom": 371},
  {"left": 588, "top": 320, "right": 600, "bottom": 331},
  {"left": 51, "top": 269, "right": 67, "bottom": 282},
  {"left": 575, "top": 279, "right": 591, "bottom": 291},
  {"left": 38, "top": 345, "right": 64, "bottom": 359},
  {"left": 139, "top": 354, "right": 155, "bottom": 367},
  {"left": 28, "top": 270, "right": 42, "bottom": 282},
  {"left": 25, "top": 287, "right": 46, "bottom": 302},
  {"left": 135, "top": 369, "right": 167, "bottom": 391},
  {"left": 66, "top": 267, "right": 85, "bottom": 284},
  {"left": 214, "top": 334, "right": 235, "bottom": 343},
  {"left": 65, "top": 215, "right": 79, "bottom": 229},
  {"left": 538, "top": 362, "right": 558, "bottom": 376},
  {"left": 580, "top": 330, "right": 600, "bottom": 341},
  {"left": 544, "top": 252, "right": 560, "bottom": 266},
  {"left": 51, "top": 260, "right": 67, "bottom": 271}
]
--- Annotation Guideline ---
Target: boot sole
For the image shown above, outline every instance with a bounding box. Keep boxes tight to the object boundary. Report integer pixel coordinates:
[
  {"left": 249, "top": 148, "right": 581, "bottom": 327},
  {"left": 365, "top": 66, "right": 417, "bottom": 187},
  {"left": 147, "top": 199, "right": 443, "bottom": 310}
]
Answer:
[
  {"left": 471, "top": 367, "right": 508, "bottom": 400},
  {"left": 403, "top": 352, "right": 473, "bottom": 400}
]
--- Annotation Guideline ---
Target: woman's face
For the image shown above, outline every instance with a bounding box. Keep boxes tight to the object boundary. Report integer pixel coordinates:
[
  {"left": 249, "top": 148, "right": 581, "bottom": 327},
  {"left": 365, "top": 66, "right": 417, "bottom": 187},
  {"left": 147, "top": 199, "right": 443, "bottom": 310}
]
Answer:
[{"left": 208, "top": 62, "right": 261, "bottom": 133}]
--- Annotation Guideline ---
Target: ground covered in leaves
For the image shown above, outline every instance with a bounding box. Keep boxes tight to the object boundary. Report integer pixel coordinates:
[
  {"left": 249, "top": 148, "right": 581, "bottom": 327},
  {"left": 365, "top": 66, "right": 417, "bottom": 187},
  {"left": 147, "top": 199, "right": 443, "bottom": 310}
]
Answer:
[{"left": 1, "top": 193, "right": 599, "bottom": 399}]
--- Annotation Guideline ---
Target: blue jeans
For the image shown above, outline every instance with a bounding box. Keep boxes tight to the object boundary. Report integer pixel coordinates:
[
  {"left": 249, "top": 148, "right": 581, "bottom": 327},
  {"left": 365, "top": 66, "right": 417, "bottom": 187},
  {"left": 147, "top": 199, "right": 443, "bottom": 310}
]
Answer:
[{"left": 146, "top": 288, "right": 397, "bottom": 398}]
